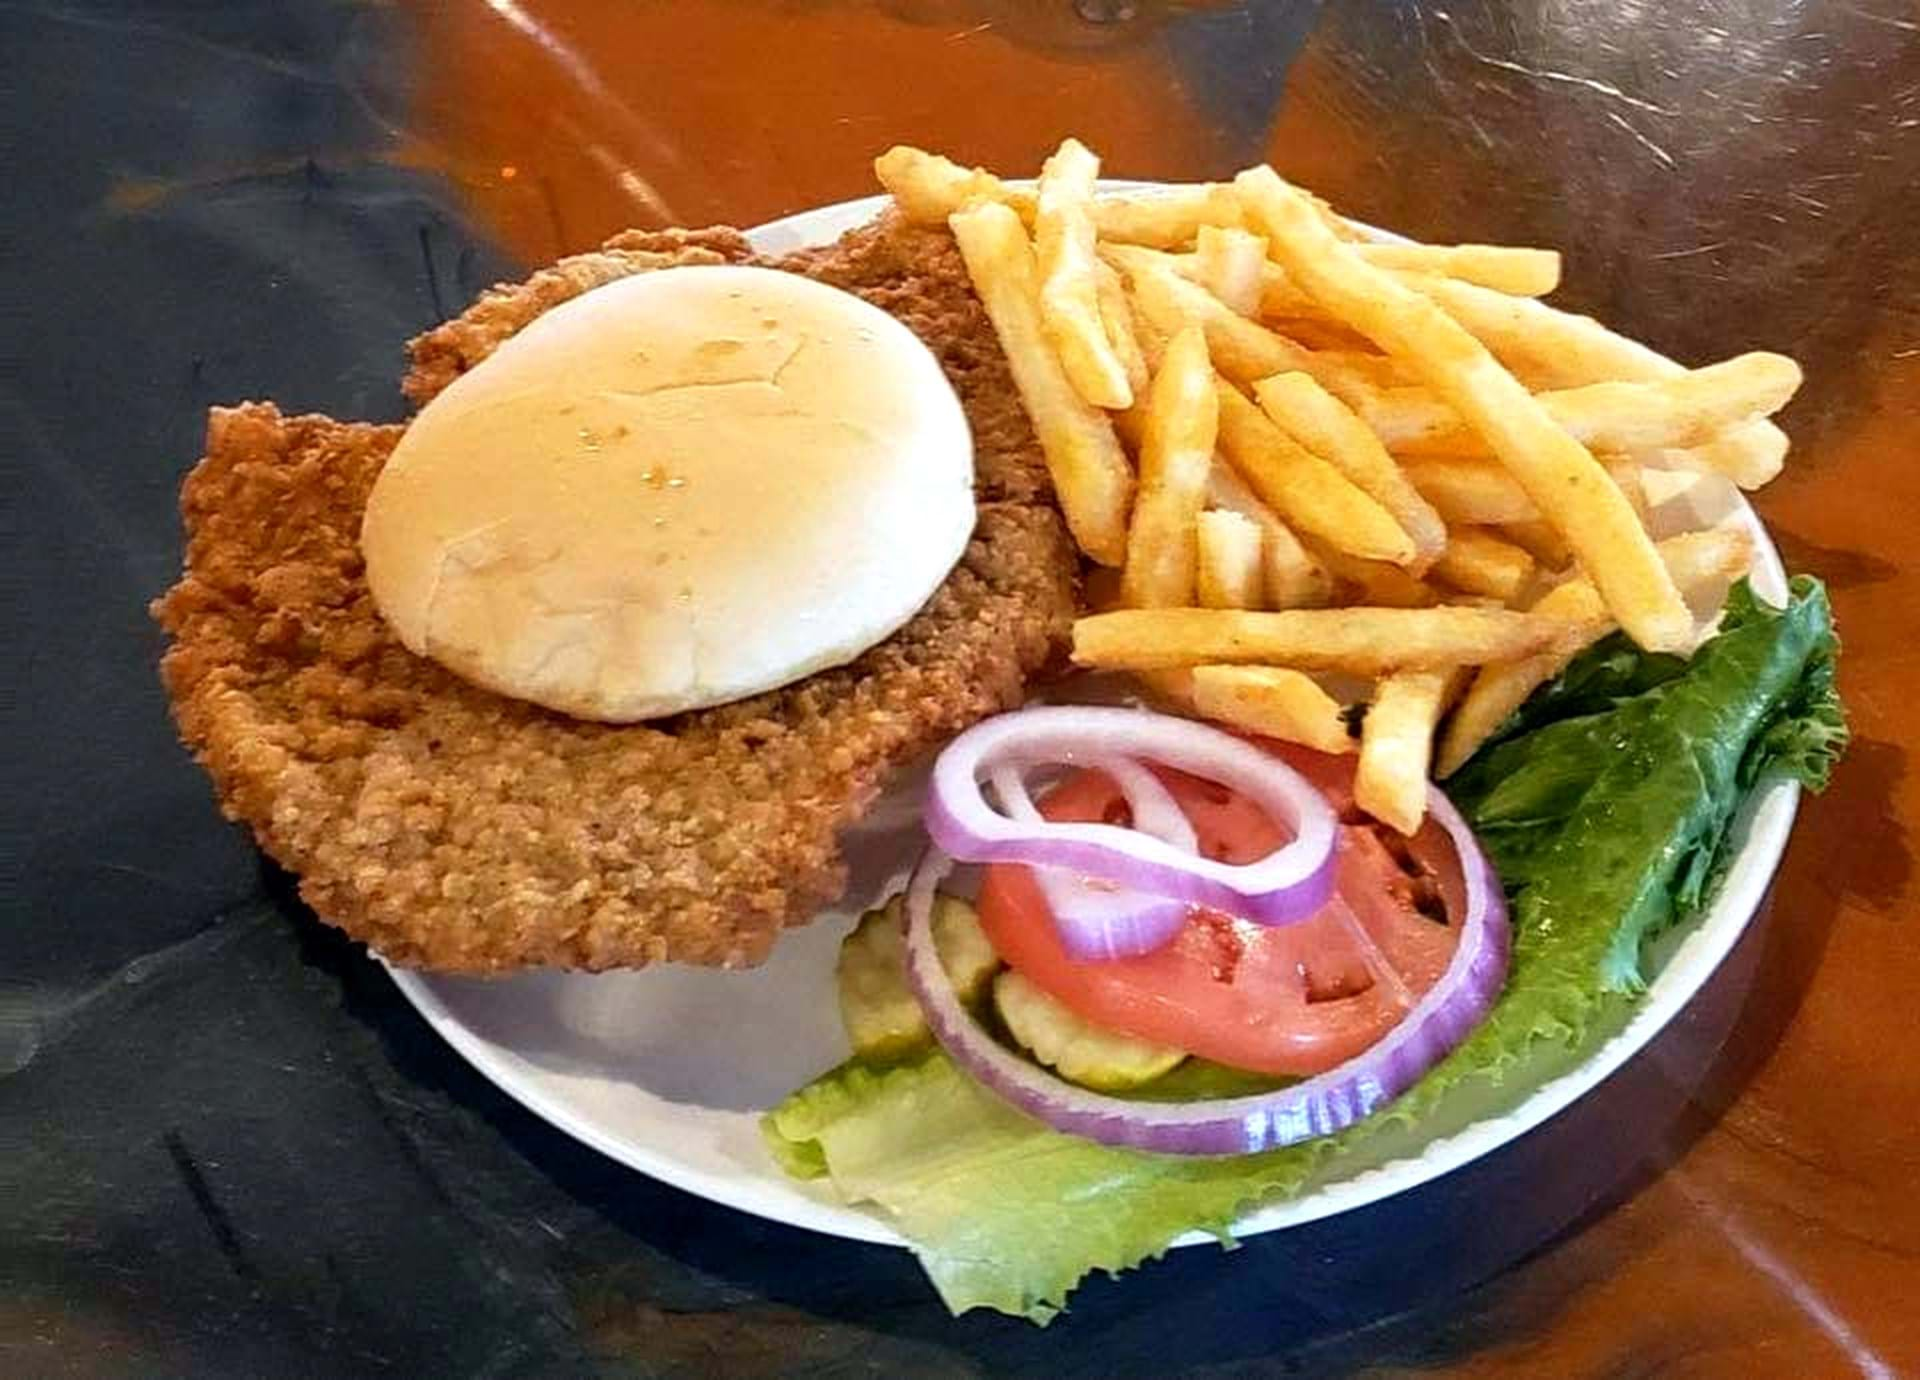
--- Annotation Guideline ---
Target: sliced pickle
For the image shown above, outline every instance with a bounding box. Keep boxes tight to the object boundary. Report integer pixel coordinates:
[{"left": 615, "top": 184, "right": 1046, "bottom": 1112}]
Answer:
[
  {"left": 836, "top": 893, "right": 1000, "bottom": 1060},
  {"left": 992, "top": 969, "right": 1187, "bottom": 1091}
]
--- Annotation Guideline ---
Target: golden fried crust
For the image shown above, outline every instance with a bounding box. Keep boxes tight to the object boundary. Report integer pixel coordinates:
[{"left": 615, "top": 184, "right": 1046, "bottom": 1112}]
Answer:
[
  {"left": 154, "top": 217, "right": 1080, "bottom": 973},
  {"left": 401, "top": 226, "right": 751, "bottom": 407}
]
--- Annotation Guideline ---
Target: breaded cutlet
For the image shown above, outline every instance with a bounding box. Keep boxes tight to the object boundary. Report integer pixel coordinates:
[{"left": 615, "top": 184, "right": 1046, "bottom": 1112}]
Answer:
[{"left": 154, "top": 216, "right": 1080, "bottom": 973}]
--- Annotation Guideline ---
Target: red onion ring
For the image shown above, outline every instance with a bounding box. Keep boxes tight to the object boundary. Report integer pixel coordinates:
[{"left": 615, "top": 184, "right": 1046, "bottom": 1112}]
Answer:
[
  {"left": 926, "top": 707, "right": 1339, "bottom": 933},
  {"left": 902, "top": 783, "right": 1510, "bottom": 1156},
  {"left": 991, "top": 758, "right": 1196, "bottom": 960}
]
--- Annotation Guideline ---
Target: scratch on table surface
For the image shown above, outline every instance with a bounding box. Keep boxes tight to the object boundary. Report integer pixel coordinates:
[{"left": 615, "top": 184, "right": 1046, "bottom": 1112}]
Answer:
[
  {"left": 1603, "top": 109, "right": 1678, "bottom": 171},
  {"left": 946, "top": 20, "right": 995, "bottom": 42},
  {"left": 1837, "top": 2, "right": 1919, "bottom": 33},
  {"left": 1427, "top": 7, "right": 1676, "bottom": 116},
  {"left": 1673, "top": 1167, "right": 1900, "bottom": 1380},
  {"left": 1652, "top": 242, "right": 1729, "bottom": 261},
  {"left": 222, "top": 1046, "right": 353, "bottom": 1088},
  {"left": 163, "top": 1129, "right": 262, "bottom": 1281},
  {"left": 1459, "top": 106, "right": 1496, "bottom": 152},
  {"left": 95, "top": 861, "right": 194, "bottom": 891}
]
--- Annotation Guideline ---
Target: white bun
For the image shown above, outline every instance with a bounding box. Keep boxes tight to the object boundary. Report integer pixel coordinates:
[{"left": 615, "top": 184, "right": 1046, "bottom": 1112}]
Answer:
[{"left": 361, "top": 265, "right": 975, "bottom": 721}]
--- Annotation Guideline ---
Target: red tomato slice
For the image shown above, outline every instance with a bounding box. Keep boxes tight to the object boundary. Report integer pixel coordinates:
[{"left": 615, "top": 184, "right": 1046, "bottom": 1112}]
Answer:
[{"left": 975, "top": 741, "right": 1469, "bottom": 1078}]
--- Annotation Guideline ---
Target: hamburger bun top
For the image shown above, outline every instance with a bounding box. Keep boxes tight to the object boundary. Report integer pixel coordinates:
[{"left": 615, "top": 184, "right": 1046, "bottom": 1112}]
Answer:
[{"left": 361, "top": 263, "right": 976, "bottom": 721}]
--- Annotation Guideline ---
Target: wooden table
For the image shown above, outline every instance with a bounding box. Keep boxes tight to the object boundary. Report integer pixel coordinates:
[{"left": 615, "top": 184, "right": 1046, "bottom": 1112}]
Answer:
[{"left": 7, "top": 2, "right": 1914, "bottom": 1374}]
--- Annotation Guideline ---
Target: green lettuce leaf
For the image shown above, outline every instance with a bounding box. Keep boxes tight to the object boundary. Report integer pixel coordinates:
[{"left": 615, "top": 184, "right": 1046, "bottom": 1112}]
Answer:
[
  {"left": 763, "top": 578, "right": 1846, "bottom": 1322},
  {"left": 763, "top": 1051, "right": 1338, "bottom": 1323},
  {"left": 1447, "top": 576, "right": 1845, "bottom": 990}
]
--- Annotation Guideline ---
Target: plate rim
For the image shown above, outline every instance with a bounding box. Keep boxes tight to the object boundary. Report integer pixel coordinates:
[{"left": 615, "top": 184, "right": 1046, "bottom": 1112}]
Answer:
[{"left": 387, "top": 186, "right": 1801, "bottom": 1250}]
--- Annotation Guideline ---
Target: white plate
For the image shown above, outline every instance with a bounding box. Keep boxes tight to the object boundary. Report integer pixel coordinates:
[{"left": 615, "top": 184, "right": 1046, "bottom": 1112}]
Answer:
[{"left": 387, "top": 191, "right": 1799, "bottom": 1250}]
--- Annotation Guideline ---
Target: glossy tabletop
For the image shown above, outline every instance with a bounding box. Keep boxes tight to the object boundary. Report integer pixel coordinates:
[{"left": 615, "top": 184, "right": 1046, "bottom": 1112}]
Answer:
[{"left": 4, "top": 2, "right": 1916, "bottom": 1375}]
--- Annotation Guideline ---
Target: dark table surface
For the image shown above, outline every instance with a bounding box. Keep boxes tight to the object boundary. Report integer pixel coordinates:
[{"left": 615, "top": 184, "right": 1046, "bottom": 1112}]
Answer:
[{"left": 5, "top": 2, "right": 1916, "bottom": 1375}]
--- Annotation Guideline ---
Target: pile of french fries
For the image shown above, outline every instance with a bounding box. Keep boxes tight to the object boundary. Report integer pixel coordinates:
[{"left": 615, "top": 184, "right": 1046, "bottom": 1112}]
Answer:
[{"left": 878, "top": 141, "right": 1795, "bottom": 835}]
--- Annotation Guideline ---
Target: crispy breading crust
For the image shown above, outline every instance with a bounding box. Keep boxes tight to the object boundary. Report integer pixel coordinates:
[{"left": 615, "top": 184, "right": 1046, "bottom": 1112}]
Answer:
[
  {"left": 155, "top": 217, "right": 1080, "bottom": 973},
  {"left": 401, "top": 226, "right": 745, "bottom": 408}
]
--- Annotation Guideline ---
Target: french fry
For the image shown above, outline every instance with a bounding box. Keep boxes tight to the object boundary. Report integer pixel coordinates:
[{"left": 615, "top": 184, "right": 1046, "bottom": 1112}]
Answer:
[
  {"left": 1655, "top": 527, "right": 1757, "bottom": 624},
  {"left": 1120, "top": 282, "right": 1173, "bottom": 389},
  {"left": 1434, "top": 578, "right": 1606, "bottom": 779},
  {"left": 1498, "top": 518, "right": 1574, "bottom": 570},
  {"left": 1036, "top": 139, "right": 1134, "bottom": 409},
  {"left": 1214, "top": 382, "right": 1418, "bottom": 566},
  {"left": 1359, "top": 353, "right": 1804, "bottom": 460},
  {"left": 1356, "top": 670, "right": 1454, "bottom": 834},
  {"left": 1667, "top": 526, "right": 1757, "bottom": 617},
  {"left": 1308, "top": 544, "right": 1441, "bottom": 608},
  {"left": 1396, "top": 273, "right": 1672, "bottom": 389},
  {"left": 1654, "top": 421, "right": 1789, "bottom": 490},
  {"left": 1260, "top": 526, "right": 1335, "bottom": 609},
  {"left": 1392, "top": 275, "right": 1793, "bottom": 489},
  {"left": 1273, "top": 347, "right": 1407, "bottom": 392},
  {"left": 1408, "top": 457, "right": 1645, "bottom": 547},
  {"left": 1403, "top": 457, "right": 1541, "bottom": 525},
  {"left": 1072, "top": 605, "right": 1561, "bottom": 676},
  {"left": 1195, "top": 509, "right": 1265, "bottom": 609},
  {"left": 1110, "top": 299, "right": 1164, "bottom": 452},
  {"left": 1136, "top": 668, "right": 1200, "bottom": 713},
  {"left": 1612, "top": 462, "right": 1651, "bottom": 525},
  {"left": 1430, "top": 527, "right": 1536, "bottom": 603},
  {"left": 949, "top": 201, "right": 1134, "bottom": 565},
  {"left": 1094, "top": 262, "right": 1151, "bottom": 399},
  {"left": 1357, "top": 243, "right": 1561, "bottom": 296},
  {"left": 1257, "top": 253, "right": 1558, "bottom": 322},
  {"left": 1193, "top": 226, "right": 1269, "bottom": 317},
  {"left": 1156, "top": 246, "right": 1301, "bottom": 328},
  {"left": 1537, "top": 356, "right": 1801, "bottom": 457},
  {"left": 1190, "top": 666, "right": 1353, "bottom": 753},
  {"left": 1205, "top": 465, "right": 1334, "bottom": 608},
  {"left": 875, "top": 146, "right": 1022, "bottom": 223},
  {"left": 1122, "top": 326, "right": 1219, "bottom": 607},
  {"left": 1233, "top": 165, "right": 1693, "bottom": 650},
  {"left": 1346, "top": 386, "right": 1457, "bottom": 454},
  {"left": 1091, "top": 185, "right": 1247, "bottom": 247},
  {"left": 1110, "top": 242, "right": 1309, "bottom": 377},
  {"left": 874, "top": 145, "right": 1247, "bottom": 247},
  {"left": 1128, "top": 245, "right": 1411, "bottom": 387},
  {"left": 1255, "top": 261, "right": 1315, "bottom": 320},
  {"left": 1259, "top": 261, "right": 1559, "bottom": 326},
  {"left": 1106, "top": 245, "right": 1390, "bottom": 404},
  {"left": 1120, "top": 371, "right": 1375, "bottom": 656},
  {"left": 1252, "top": 370, "right": 1448, "bottom": 568},
  {"left": 1264, "top": 316, "right": 1388, "bottom": 355},
  {"left": 1435, "top": 527, "right": 1757, "bottom": 775}
]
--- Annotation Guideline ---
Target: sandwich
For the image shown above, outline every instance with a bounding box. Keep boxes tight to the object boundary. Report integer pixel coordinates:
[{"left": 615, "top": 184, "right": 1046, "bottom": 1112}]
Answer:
[{"left": 154, "top": 219, "right": 1079, "bottom": 970}]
